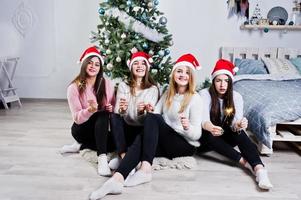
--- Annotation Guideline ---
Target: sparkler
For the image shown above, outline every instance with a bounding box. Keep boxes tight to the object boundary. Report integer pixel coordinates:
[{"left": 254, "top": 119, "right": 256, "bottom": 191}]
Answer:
[{"left": 221, "top": 107, "right": 233, "bottom": 134}]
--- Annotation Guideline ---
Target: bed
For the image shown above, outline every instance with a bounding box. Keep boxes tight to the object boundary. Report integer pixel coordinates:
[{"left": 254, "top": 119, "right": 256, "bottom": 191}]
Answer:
[{"left": 221, "top": 47, "right": 301, "bottom": 155}]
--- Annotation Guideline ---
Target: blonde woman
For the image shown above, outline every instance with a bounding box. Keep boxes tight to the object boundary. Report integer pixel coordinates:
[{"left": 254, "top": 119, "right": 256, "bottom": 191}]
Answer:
[{"left": 123, "top": 54, "right": 204, "bottom": 187}]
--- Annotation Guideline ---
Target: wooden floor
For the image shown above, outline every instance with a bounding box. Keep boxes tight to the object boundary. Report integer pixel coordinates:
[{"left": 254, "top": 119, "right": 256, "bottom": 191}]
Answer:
[{"left": 1, "top": 100, "right": 301, "bottom": 200}]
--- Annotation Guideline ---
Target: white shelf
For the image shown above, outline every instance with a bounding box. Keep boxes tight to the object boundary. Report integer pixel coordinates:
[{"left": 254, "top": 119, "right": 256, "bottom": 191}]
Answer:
[{"left": 240, "top": 24, "right": 301, "bottom": 30}]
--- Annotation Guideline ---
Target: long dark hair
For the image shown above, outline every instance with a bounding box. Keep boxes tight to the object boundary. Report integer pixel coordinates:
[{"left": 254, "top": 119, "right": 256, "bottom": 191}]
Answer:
[
  {"left": 209, "top": 75, "right": 235, "bottom": 127},
  {"left": 71, "top": 56, "right": 106, "bottom": 109},
  {"left": 128, "top": 61, "right": 159, "bottom": 97}
]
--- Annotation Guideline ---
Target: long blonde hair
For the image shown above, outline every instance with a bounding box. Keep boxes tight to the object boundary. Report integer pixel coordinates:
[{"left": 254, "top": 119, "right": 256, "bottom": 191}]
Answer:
[{"left": 165, "top": 66, "right": 196, "bottom": 113}]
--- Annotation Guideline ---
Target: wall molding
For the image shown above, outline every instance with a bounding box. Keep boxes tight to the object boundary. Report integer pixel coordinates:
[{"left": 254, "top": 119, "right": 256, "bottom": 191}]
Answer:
[{"left": 12, "top": 1, "right": 35, "bottom": 38}]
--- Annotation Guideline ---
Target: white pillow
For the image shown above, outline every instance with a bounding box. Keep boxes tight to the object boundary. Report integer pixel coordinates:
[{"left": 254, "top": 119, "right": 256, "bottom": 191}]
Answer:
[{"left": 261, "top": 57, "right": 299, "bottom": 75}]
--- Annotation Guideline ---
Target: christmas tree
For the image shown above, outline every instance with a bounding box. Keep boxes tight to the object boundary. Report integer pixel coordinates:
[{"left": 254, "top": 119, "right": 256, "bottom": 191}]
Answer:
[{"left": 90, "top": 0, "right": 173, "bottom": 85}]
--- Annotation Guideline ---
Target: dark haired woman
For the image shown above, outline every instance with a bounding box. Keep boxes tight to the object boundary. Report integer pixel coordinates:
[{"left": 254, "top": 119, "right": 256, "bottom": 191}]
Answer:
[
  {"left": 61, "top": 46, "right": 115, "bottom": 177},
  {"left": 89, "top": 51, "right": 159, "bottom": 200},
  {"left": 199, "top": 59, "right": 273, "bottom": 190}
]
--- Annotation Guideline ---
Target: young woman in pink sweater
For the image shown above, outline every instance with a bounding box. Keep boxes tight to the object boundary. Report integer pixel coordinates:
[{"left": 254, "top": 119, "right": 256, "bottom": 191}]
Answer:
[{"left": 61, "top": 46, "right": 115, "bottom": 176}]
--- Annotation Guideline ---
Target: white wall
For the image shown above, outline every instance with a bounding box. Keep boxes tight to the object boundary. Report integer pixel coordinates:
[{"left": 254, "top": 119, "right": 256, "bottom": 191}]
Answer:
[{"left": 0, "top": 0, "right": 300, "bottom": 99}]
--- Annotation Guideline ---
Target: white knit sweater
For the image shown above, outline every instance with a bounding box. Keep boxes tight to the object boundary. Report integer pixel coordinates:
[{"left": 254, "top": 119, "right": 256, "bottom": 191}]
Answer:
[
  {"left": 114, "top": 82, "right": 159, "bottom": 126},
  {"left": 154, "top": 92, "right": 203, "bottom": 147}
]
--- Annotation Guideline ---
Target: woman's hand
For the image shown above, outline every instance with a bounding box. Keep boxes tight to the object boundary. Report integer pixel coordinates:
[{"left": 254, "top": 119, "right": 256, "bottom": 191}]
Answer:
[
  {"left": 204, "top": 121, "right": 223, "bottom": 136},
  {"left": 119, "top": 98, "right": 128, "bottom": 113},
  {"left": 145, "top": 103, "right": 154, "bottom": 113},
  {"left": 236, "top": 117, "right": 248, "bottom": 130},
  {"left": 137, "top": 102, "right": 146, "bottom": 115},
  {"left": 88, "top": 100, "right": 98, "bottom": 113},
  {"left": 105, "top": 103, "right": 113, "bottom": 113},
  {"left": 179, "top": 113, "right": 189, "bottom": 130}
]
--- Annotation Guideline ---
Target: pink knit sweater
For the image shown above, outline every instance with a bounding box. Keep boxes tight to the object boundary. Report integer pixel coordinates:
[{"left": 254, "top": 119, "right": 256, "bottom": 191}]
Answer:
[{"left": 67, "top": 78, "right": 115, "bottom": 124}]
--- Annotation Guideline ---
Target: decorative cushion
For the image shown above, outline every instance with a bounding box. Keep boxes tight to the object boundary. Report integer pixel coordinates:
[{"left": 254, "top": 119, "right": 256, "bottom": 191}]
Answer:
[
  {"left": 261, "top": 57, "right": 299, "bottom": 75},
  {"left": 290, "top": 57, "right": 301, "bottom": 74},
  {"left": 234, "top": 58, "right": 268, "bottom": 75}
]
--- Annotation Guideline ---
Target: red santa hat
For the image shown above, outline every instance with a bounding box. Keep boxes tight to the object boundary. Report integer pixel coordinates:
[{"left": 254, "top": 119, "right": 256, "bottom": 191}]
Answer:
[
  {"left": 172, "top": 53, "right": 201, "bottom": 73},
  {"left": 127, "top": 51, "right": 153, "bottom": 70},
  {"left": 78, "top": 46, "right": 104, "bottom": 65},
  {"left": 211, "top": 59, "right": 238, "bottom": 80}
]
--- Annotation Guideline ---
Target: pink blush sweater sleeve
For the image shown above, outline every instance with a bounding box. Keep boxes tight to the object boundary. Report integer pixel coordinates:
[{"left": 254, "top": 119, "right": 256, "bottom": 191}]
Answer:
[
  {"left": 67, "top": 83, "right": 95, "bottom": 125},
  {"left": 67, "top": 79, "right": 116, "bottom": 125}
]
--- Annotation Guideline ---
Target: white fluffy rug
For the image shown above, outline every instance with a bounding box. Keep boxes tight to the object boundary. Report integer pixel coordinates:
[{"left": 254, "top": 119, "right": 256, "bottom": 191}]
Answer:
[{"left": 79, "top": 149, "right": 197, "bottom": 170}]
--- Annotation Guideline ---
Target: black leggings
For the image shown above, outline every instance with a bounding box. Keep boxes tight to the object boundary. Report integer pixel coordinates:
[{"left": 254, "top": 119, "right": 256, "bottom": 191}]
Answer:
[
  {"left": 111, "top": 113, "right": 157, "bottom": 178},
  {"left": 199, "top": 128, "right": 263, "bottom": 169},
  {"left": 71, "top": 111, "right": 115, "bottom": 156},
  {"left": 112, "top": 113, "right": 196, "bottom": 179},
  {"left": 149, "top": 113, "right": 196, "bottom": 159}
]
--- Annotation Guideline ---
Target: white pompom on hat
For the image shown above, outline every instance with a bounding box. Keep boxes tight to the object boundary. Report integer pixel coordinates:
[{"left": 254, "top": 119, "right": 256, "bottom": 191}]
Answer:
[
  {"left": 78, "top": 46, "right": 104, "bottom": 65},
  {"left": 127, "top": 51, "right": 153, "bottom": 70},
  {"left": 172, "top": 53, "right": 201, "bottom": 73},
  {"left": 211, "top": 59, "right": 238, "bottom": 80}
]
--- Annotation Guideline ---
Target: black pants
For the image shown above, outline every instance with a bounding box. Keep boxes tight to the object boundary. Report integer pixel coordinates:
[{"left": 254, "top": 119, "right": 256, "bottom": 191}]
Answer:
[
  {"left": 150, "top": 113, "right": 196, "bottom": 159},
  {"left": 112, "top": 113, "right": 196, "bottom": 179},
  {"left": 110, "top": 113, "right": 143, "bottom": 155},
  {"left": 71, "top": 111, "right": 115, "bottom": 156},
  {"left": 111, "top": 113, "right": 157, "bottom": 178},
  {"left": 199, "top": 128, "right": 263, "bottom": 169}
]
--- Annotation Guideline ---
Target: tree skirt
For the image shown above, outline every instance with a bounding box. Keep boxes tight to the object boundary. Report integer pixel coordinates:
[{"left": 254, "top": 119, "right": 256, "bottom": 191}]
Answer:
[{"left": 79, "top": 149, "right": 197, "bottom": 170}]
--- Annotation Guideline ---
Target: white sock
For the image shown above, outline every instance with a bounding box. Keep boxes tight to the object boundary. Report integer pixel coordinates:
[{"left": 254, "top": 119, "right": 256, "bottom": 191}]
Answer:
[
  {"left": 97, "top": 154, "right": 111, "bottom": 177},
  {"left": 256, "top": 168, "right": 273, "bottom": 190},
  {"left": 60, "top": 142, "right": 81, "bottom": 153},
  {"left": 108, "top": 157, "right": 121, "bottom": 170},
  {"left": 124, "top": 168, "right": 136, "bottom": 183},
  {"left": 89, "top": 178, "right": 123, "bottom": 200},
  {"left": 124, "top": 170, "right": 152, "bottom": 187}
]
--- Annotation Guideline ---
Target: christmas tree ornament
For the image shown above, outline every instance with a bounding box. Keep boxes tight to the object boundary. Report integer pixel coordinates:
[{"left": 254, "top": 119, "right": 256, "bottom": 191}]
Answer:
[
  {"left": 121, "top": 33, "right": 127, "bottom": 39},
  {"left": 105, "top": 39, "right": 110, "bottom": 44},
  {"left": 263, "top": 28, "right": 269, "bottom": 33},
  {"left": 106, "top": 63, "right": 113, "bottom": 70},
  {"left": 131, "top": 47, "right": 138, "bottom": 53},
  {"left": 169, "top": 40, "right": 174, "bottom": 46},
  {"left": 149, "top": 50, "right": 154, "bottom": 55},
  {"left": 158, "top": 50, "right": 165, "bottom": 56},
  {"left": 116, "top": 56, "right": 122, "bottom": 62},
  {"left": 106, "top": 49, "right": 111, "bottom": 54},
  {"left": 151, "top": 68, "right": 158, "bottom": 74},
  {"left": 126, "top": 0, "right": 132, "bottom": 6},
  {"left": 142, "top": 42, "right": 148, "bottom": 49},
  {"left": 159, "top": 16, "right": 167, "bottom": 25},
  {"left": 133, "top": 6, "right": 141, "bottom": 12},
  {"left": 164, "top": 49, "right": 170, "bottom": 55},
  {"left": 142, "top": 13, "right": 147, "bottom": 21},
  {"left": 98, "top": 8, "right": 105, "bottom": 16},
  {"left": 148, "top": 2, "right": 154, "bottom": 8},
  {"left": 154, "top": 0, "right": 159, "bottom": 6}
]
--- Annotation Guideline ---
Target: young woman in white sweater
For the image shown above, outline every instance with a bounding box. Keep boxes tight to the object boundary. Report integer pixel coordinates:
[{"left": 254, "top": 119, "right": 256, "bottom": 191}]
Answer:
[
  {"left": 199, "top": 59, "right": 273, "bottom": 190},
  {"left": 121, "top": 53, "right": 203, "bottom": 187},
  {"left": 89, "top": 51, "right": 159, "bottom": 200}
]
